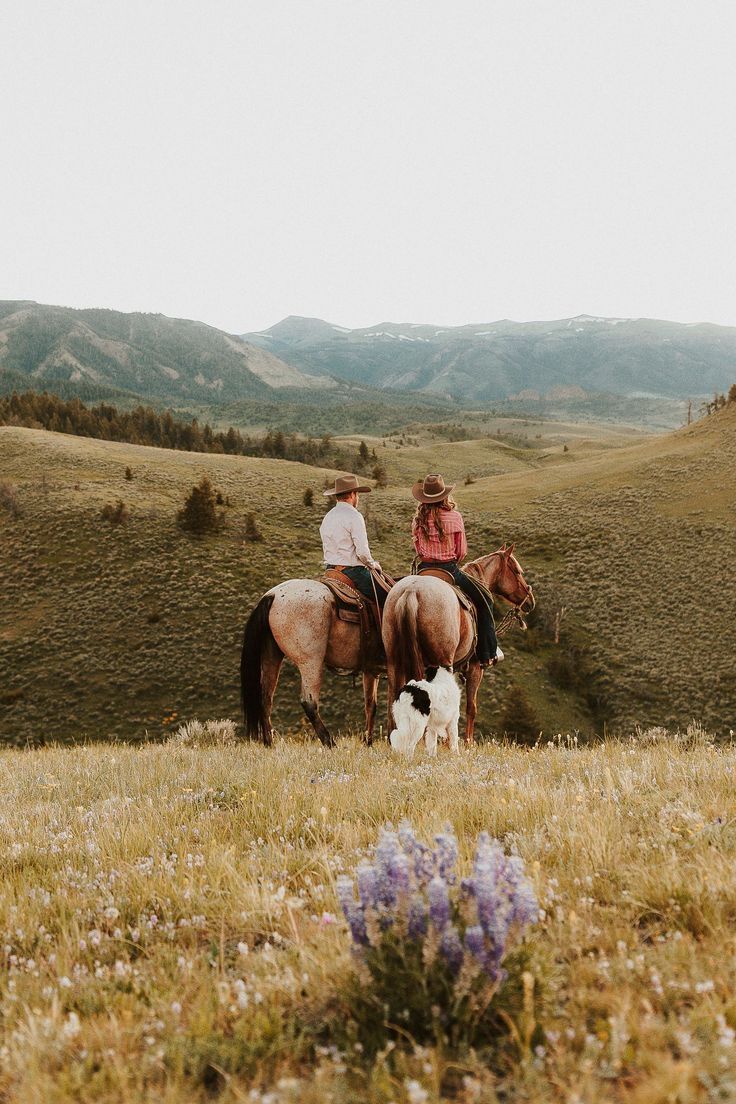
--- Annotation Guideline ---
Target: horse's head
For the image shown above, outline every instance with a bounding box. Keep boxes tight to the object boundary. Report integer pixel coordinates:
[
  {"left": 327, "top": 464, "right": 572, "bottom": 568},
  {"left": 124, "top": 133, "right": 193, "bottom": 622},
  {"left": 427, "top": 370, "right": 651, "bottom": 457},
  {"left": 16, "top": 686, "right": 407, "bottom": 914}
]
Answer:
[{"left": 467, "top": 544, "right": 535, "bottom": 617}]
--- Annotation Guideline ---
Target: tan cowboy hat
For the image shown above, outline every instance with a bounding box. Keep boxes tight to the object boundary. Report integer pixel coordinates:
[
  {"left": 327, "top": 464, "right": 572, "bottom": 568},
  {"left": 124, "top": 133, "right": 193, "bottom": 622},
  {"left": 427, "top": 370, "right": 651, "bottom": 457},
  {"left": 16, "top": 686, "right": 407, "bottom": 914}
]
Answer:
[
  {"left": 412, "top": 473, "right": 455, "bottom": 503},
  {"left": 323, "top": 473, "right": 373, "bottom": 497}
]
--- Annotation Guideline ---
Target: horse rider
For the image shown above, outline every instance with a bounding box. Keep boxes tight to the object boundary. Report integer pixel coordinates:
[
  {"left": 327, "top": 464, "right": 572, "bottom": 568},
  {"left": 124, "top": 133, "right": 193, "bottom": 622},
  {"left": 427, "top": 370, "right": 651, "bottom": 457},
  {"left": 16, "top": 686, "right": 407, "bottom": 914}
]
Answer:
[
  {"left": 320, "top": 473, "right": 388, "bottom": 609},
  {"left": 411, "top": 473, "right": 503, "bottom": 666}
]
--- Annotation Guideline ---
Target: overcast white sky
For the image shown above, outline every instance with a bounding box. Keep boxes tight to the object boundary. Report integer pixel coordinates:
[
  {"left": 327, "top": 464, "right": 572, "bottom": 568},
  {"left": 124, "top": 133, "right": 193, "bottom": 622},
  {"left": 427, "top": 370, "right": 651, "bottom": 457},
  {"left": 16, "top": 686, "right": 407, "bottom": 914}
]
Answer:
[{"left": 3, "top": 0, "right": 736, "bottom": 333}]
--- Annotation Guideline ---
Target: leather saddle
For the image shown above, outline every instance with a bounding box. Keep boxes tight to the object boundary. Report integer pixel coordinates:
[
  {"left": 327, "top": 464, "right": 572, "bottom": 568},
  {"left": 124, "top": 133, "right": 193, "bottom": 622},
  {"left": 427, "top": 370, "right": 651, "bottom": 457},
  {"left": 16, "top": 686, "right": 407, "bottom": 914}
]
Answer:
[
  {"left": 319, "top": 569, "right": 385, "bottom": 672},
  {"left": 416, "top": 566, "right": 475, "bottom": 616}
]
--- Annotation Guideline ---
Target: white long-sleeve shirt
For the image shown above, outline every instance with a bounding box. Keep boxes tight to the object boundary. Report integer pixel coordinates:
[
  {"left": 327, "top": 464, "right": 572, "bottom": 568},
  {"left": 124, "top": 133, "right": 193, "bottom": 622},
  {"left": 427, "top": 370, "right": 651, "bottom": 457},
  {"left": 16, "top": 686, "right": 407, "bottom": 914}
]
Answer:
[{"left": 319, "top": 501, "right": 377, "bottom": 568}]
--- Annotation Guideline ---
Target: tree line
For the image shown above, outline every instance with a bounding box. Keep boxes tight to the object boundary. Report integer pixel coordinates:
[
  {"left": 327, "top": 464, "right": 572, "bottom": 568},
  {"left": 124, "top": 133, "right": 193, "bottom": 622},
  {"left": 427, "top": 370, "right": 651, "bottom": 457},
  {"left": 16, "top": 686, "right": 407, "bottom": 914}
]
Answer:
[
  {"left": 701, "top": 384, "right": 736, "bottom": 416},
  {"left": 0, "top": 390, "right": 386, "bottom": 478}
]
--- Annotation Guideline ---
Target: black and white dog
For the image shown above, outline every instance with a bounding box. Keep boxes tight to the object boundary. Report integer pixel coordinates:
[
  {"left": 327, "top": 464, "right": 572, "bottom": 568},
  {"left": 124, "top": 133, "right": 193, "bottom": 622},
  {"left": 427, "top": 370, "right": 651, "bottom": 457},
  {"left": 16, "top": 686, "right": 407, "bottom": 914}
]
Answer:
[{"left": 389, "top": 666, "right": 461, "bottom": 757}]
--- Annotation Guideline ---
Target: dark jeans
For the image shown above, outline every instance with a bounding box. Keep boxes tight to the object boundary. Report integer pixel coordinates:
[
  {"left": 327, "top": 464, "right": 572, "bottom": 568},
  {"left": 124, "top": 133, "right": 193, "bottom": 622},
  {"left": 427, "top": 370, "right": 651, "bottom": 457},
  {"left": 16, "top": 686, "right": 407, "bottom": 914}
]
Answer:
[
  {"left": 418, "top": 560, "right": 498, "bottom": 663},
  {"left": 326, "top": 565, "right": 388, "bottom": 609}
]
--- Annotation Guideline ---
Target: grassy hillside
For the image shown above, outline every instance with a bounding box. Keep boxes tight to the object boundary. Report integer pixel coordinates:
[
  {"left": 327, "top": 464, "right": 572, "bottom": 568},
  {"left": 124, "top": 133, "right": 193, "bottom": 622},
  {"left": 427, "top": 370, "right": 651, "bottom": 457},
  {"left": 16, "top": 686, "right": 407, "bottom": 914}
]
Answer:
[
  {"left": 1, "top": 735, "right": 735, "bottom": 1103},
  {"left": 1, "top": 405, "right": 734, "bottom": 745},
  {"left": 461, "top": 403, "right": 736, "bottom": 733},
  {"left": 0, "top": 301, "right": 331, "bottom": 404}
]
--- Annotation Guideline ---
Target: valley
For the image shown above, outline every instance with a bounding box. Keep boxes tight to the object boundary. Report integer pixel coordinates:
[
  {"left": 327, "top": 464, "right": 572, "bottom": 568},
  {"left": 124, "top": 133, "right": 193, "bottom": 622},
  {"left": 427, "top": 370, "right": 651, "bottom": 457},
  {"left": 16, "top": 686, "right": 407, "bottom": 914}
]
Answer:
[{"left": 2, "top": 401, "right": 734, "bottom": 746}]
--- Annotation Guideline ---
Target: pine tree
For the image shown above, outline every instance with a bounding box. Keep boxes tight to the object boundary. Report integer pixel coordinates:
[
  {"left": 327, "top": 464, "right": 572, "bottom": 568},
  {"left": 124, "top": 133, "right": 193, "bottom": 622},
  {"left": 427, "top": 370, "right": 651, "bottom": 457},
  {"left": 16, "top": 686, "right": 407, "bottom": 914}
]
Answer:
[
  {"left": 177, "top": 477, "right": 220, "bottom": 534},
  {"left": 371, "top": 463, "right": 388, "bottom": 488}
]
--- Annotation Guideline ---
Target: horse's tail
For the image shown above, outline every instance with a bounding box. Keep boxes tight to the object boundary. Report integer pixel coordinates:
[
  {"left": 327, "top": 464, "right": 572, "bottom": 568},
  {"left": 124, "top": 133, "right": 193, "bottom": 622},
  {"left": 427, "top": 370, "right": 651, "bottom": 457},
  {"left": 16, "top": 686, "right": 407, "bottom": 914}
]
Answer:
[
  {"left": 240, "top": 594, "right": 279, "bottom": 744},
  {"left": 392, "top": 589, "right": 426, "bottom": 690}
]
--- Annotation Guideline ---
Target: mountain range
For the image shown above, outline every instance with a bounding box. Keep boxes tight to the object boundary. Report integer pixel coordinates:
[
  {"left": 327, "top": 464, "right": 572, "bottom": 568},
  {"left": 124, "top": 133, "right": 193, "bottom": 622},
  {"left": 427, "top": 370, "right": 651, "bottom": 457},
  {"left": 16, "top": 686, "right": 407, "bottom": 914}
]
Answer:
[
  {"left": 1, "top": 301, "right": 734, "bottom": 414},
  {"left": 242, "top": 314, "right": 736, "bottom": 402},
  {"left": 0, "top": 300, "right": 333, "bottom": 405}
]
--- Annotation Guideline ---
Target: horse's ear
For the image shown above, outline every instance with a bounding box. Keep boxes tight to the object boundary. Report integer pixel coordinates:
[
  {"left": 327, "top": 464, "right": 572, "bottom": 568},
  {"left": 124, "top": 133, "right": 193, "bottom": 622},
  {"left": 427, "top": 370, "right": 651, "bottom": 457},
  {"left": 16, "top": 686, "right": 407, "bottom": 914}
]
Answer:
[{"left": 505, "top": 543, "right": 516, "bottom": 558}]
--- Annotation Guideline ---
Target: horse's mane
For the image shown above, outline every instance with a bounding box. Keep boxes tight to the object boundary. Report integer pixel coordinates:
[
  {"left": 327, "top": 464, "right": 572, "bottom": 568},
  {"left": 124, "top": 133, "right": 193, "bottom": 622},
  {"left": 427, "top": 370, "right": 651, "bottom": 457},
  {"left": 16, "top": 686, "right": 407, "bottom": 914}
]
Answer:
[{"left": 463, "top": 548, "right": 522, "bottom": 581}]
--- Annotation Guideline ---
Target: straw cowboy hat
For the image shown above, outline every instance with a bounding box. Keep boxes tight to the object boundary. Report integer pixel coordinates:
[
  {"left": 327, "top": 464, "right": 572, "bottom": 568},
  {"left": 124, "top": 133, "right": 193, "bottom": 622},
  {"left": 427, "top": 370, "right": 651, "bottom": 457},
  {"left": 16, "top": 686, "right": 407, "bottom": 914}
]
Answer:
[
  {"left": 411, "top": 473, "right": 455, "bottom": 503},
  {"left": 323, "top": 473, "right": 373, "bottom": 497}
]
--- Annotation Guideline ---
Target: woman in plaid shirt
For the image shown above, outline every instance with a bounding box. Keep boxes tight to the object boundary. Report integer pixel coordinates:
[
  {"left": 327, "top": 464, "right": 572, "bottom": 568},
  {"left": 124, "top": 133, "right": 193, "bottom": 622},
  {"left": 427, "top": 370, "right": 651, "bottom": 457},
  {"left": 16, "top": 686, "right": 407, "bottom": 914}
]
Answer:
[{"left": 411, "top": 474, "right": 502, "bottom": 667}]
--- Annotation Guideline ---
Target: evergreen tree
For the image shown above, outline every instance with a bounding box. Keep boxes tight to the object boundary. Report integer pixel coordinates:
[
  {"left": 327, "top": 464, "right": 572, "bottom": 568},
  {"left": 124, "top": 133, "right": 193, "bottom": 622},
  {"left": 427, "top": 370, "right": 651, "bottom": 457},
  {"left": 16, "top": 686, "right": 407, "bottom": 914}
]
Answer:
[
  {"left": 371, "top": 463, "right": 388, "bottom": 488},
  {"left": 177, "top": 477, "right": 220, "bottom": 534}
]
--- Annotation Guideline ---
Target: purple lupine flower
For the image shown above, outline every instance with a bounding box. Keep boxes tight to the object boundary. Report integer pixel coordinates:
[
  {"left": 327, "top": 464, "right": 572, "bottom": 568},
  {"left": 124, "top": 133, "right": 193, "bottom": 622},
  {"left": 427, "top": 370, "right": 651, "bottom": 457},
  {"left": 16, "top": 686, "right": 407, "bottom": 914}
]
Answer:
[
  {"left": 408, "top": 895, "right": 428, "bottom": 940},
  {"left": 375, "top": 829, "right": 403, "bottom": 907},
  {"left": 388, "top": 847, "right": 410, "bottom": 898},
  {"left": 434, "top": 829, "right": 459, "bottom": 885},
  {"left": 440, "top": 923, "right": 464, "bottom": 975},
  {"left": 356, "top": 861, "right": 378, "bottom": 911},
  {"left": 471, "top": 836, "right": 506, "bottom": 940},
  {"left": 465, "top": 924, "right": 505, "bottom": 980},
  {"left": 428, "top": 876, "right": 451, "bottom": 931},
  {"left": 399, "top": 820, "right": 433, "bottom": 885},
  {"left": 336, "top": 875, "right": 368, "bottom": 945},
  {"left": 337, "top": 822, "right": 536, "bottom": 984},
  {"left": 464, "top": 923, "right": 491, "bottom": 973},
  {"left": 398, "top": 820, "right": 418, "bottom": 853},
  {"left": 506, "top": 855, "right": 538, "bottom": 926}
]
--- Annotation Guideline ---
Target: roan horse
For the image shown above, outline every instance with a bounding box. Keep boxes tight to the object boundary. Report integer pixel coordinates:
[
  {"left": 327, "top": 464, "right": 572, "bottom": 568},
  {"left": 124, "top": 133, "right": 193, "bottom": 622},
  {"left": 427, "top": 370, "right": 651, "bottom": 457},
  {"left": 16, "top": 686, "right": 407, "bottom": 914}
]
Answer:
[
  {"left": 240, "top": 578, "right": 383, "bottom": 747},
  {"left": 382, "top": 545, "right": 535, "bottom": 745}
]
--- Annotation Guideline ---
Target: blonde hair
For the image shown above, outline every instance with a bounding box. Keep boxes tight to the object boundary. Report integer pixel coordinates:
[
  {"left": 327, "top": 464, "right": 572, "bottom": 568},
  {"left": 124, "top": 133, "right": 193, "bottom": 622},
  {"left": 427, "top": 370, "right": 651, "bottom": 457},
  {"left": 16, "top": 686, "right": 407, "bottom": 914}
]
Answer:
[{"left": 412, "top": 497, "right": 457, "bottom": 542}]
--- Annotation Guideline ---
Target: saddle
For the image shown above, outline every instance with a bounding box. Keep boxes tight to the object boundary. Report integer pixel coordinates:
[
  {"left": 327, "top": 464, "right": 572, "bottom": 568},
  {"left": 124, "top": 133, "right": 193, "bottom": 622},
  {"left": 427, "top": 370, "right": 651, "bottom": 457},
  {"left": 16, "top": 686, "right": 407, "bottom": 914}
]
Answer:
[
  {"left": 320, "top": 569, "right": 385, "bottom": 672},
  {"left": 415, "top": 566, "right": 475, "bottom": 616}
]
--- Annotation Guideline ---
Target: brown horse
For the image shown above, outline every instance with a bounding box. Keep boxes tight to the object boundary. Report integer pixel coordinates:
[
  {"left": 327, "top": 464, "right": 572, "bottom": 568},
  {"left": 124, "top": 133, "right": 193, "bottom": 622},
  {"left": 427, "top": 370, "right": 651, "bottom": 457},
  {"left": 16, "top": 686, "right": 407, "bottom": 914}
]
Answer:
[
  {"left": 382, "top": 546, "right": 534, "bottom": 745},
  {"left": 240, "top": 579, "right": 382, "bottom": 747}
]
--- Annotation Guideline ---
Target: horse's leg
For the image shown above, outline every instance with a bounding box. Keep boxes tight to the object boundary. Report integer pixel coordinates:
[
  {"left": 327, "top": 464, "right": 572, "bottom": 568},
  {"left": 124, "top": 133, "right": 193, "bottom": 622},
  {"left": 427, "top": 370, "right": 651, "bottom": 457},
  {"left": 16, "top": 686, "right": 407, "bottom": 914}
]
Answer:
[
  {"left": 298, "top": 659, "right": 335, "bottom": 748},
  {"left": 464, "top": 661, "right": 484, "bottom": 747},
  {"left": 362, "top": 672, "right": 379, "bottom": 746},
  {"left": 260, "top": 646, "right": 284, "bottom": 748}
]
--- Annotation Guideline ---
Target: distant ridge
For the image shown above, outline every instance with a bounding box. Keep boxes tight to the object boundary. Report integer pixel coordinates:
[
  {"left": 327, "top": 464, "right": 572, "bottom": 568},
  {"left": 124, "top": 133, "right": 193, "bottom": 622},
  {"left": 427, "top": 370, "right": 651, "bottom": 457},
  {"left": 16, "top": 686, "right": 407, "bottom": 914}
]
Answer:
[
  {"left": 0, "top": 301, "right": 335, "bottom": 405},
  {"left": 241, "top": 313, "right": 736, "bottom": 402}
]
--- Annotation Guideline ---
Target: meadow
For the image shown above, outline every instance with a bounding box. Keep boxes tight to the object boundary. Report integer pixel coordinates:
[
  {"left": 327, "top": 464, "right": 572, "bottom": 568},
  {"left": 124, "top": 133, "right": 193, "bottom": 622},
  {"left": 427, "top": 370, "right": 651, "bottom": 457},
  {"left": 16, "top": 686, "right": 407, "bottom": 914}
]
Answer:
[
  {"left": 1, "top": 729, "right": 736, "bottom": 1103},
  {"left": 2, "top": 408, "right": 736, "bottom": 1101},
  {"left": 2, "top": 402, "right": 735, "bottom": 745}
]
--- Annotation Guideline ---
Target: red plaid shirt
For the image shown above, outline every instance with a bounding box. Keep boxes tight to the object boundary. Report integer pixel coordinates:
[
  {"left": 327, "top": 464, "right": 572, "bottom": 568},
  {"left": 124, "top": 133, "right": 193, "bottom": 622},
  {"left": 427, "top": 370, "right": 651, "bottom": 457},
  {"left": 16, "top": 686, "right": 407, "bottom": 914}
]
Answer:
[{"left": 412, "top": 508, "right": 467, "bottom": 562}]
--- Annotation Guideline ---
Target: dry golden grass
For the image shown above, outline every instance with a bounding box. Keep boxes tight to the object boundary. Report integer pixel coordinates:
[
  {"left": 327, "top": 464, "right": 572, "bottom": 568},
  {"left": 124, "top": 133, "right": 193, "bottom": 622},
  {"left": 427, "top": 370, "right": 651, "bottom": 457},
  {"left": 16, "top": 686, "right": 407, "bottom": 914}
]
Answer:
[
  {"left": 1, "top": 404, "right": 734, "bottom": 744},
  {"left": 1, "top": 732, "right": 736, "bottom": 1102}
]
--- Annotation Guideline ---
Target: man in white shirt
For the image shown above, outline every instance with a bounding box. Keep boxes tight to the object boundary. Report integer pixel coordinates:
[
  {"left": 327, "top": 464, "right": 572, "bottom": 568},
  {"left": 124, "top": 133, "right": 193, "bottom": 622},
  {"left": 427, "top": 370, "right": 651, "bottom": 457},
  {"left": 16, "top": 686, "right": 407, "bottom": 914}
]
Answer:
[{"left": 320, "top": 473, "right": 387, "bottom": 607}]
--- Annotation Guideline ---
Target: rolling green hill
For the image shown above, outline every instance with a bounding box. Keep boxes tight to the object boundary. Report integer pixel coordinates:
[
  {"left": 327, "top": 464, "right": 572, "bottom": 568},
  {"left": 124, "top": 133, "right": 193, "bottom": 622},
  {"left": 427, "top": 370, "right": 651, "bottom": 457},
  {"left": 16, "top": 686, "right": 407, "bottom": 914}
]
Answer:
[{"left": 1, "top": 404, "right": 734, "bottom": 746}]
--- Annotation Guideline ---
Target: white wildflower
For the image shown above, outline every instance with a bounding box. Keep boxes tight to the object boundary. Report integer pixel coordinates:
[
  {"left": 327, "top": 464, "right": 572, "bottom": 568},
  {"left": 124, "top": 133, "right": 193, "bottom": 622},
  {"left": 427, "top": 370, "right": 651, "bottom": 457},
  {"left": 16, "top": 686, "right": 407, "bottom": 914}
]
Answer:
[
  {"left": 405, "top": 1080, "right": 429, "bottom": 1104},
  {"left": 62, "top": 1012, "right": 81, "bottom": 1039}
]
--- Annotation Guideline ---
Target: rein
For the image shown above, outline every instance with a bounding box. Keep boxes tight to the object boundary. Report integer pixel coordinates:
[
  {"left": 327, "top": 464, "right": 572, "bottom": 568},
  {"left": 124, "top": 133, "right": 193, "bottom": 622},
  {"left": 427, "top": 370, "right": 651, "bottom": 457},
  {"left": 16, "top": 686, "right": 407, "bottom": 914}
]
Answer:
[
  {"left": 495, "top": 605, "right": 528, "bottom": 637},
  {"left": 367, "top": 564, "right": 396, "bottom": 628}
]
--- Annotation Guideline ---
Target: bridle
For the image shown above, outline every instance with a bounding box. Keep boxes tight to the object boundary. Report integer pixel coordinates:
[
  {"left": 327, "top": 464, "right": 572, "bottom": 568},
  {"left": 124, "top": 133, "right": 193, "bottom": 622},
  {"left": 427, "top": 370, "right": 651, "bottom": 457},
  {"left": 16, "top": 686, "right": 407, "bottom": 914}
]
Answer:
[{"left": 465, "top": 551, "right": 535, "bottom": 638}]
